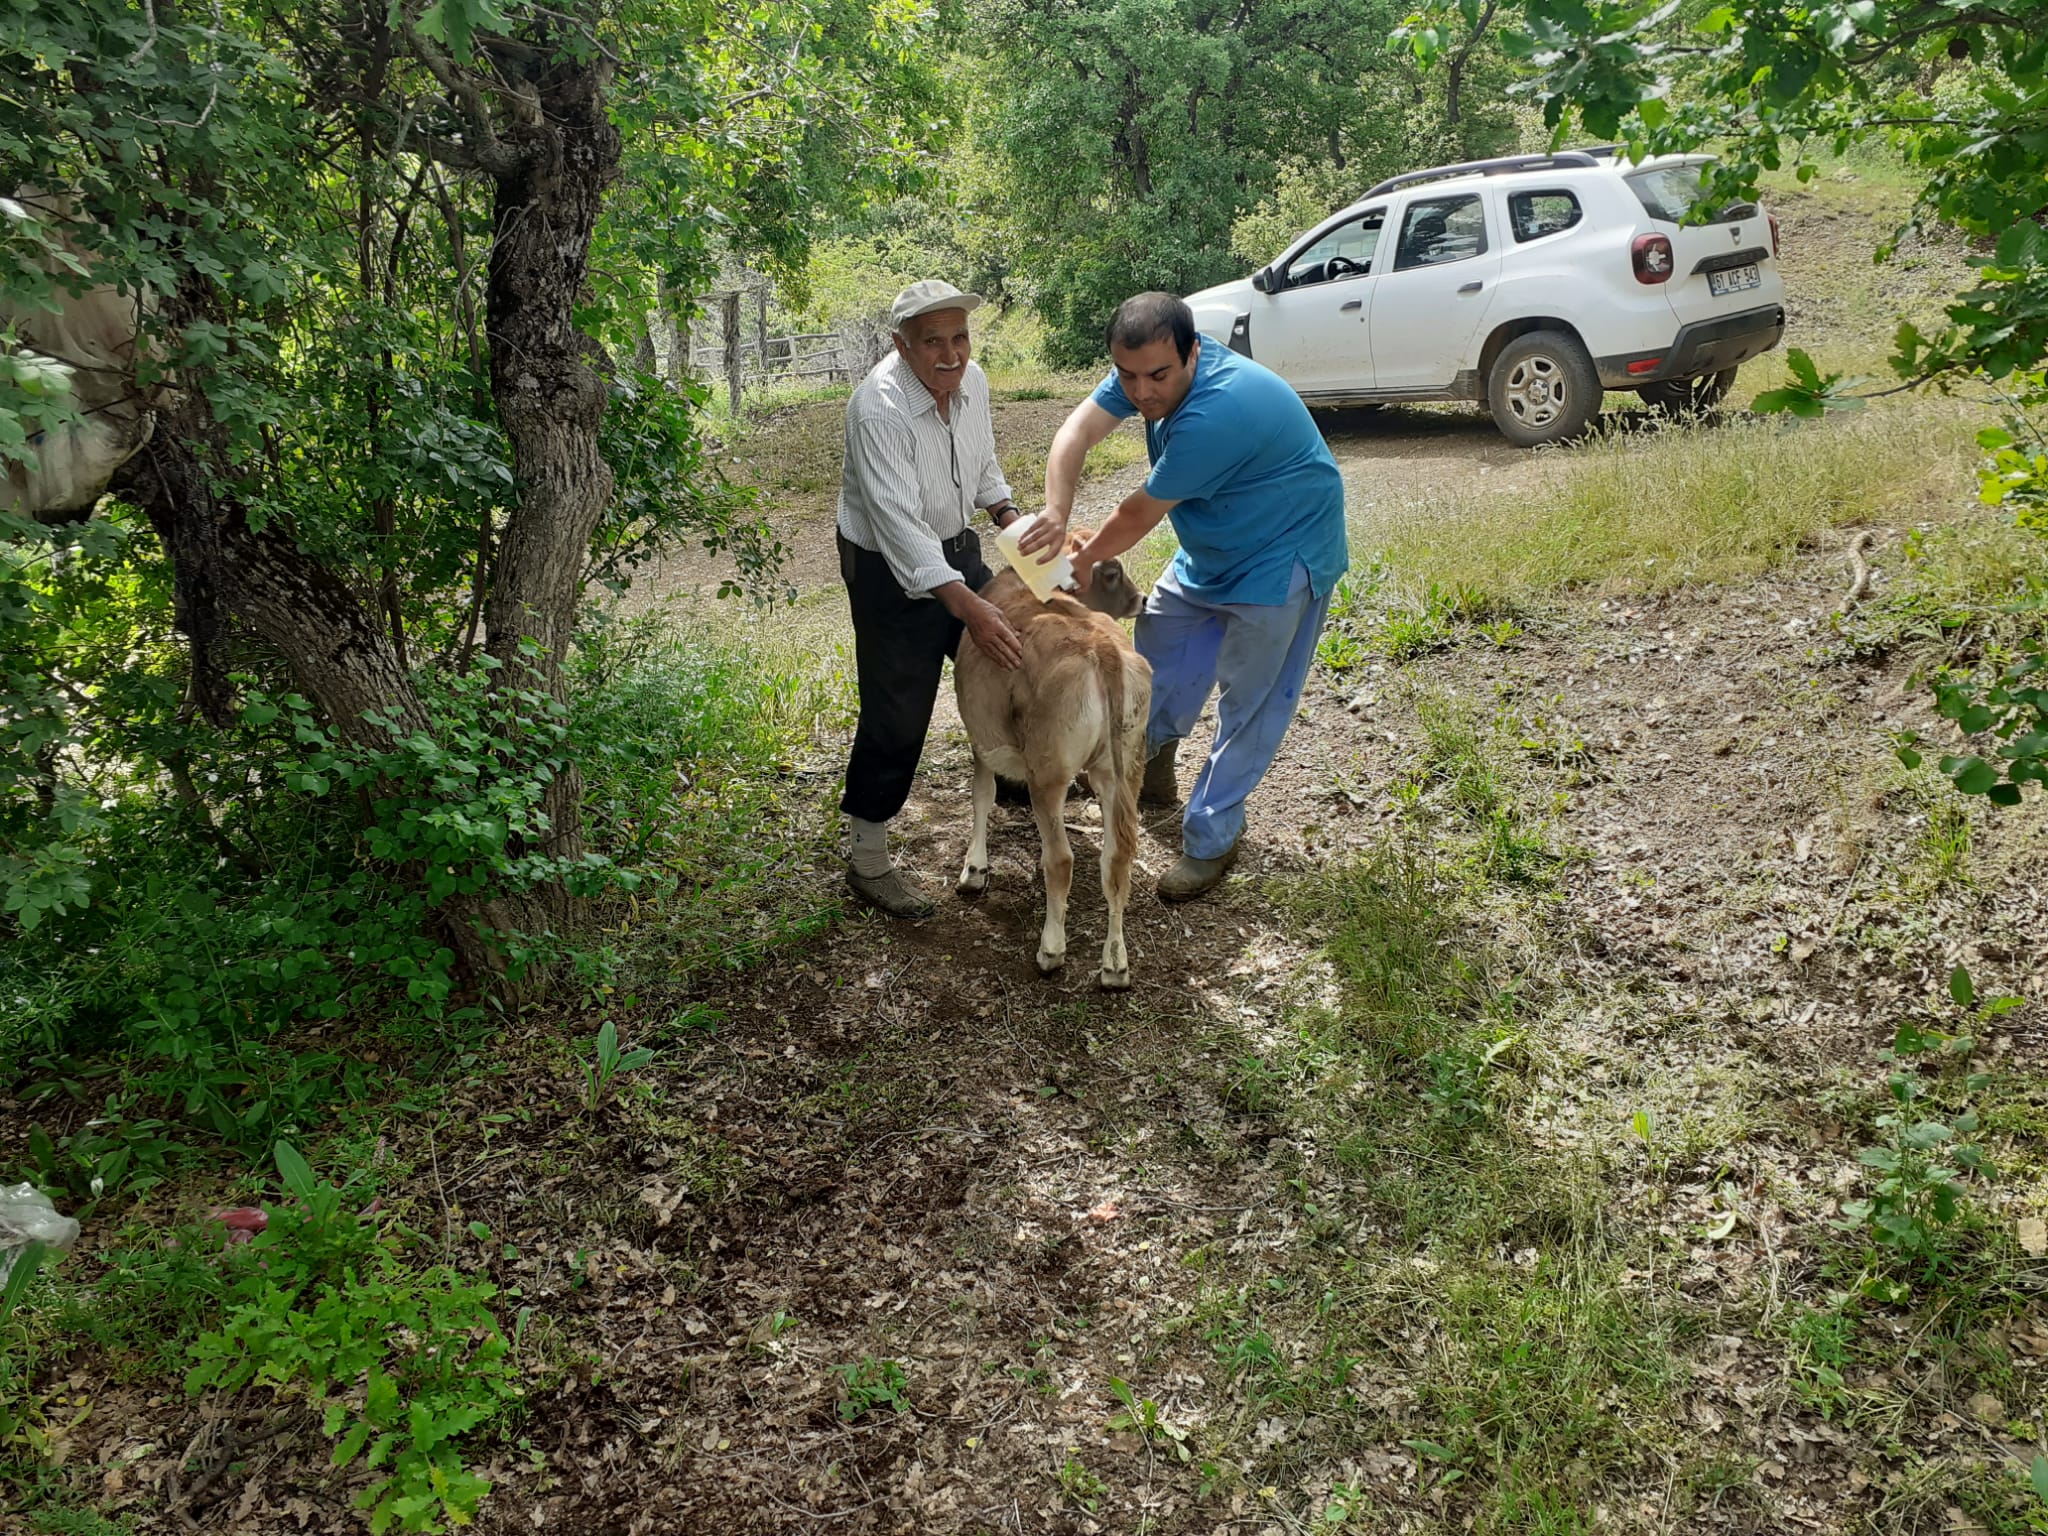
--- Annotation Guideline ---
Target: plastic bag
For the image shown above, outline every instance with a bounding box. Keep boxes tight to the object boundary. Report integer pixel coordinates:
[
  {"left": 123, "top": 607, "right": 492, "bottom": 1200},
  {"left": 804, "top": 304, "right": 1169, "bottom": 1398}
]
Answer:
[{"left": 0, "top": 1182, "right": 82, "bottom": 1283}]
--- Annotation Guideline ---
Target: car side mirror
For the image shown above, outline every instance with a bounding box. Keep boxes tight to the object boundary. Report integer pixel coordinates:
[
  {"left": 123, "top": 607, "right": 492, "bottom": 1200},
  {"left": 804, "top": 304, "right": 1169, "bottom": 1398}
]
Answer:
[{"left": 1251, "top": 267, "right": 1272, "bottom": 294}]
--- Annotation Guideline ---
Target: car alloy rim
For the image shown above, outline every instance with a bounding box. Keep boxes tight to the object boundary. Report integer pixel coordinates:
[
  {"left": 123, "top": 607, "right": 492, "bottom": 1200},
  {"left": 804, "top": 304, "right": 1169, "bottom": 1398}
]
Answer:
[{"left": 1505, "top": 355, "right": 1566, "bottom": 426}]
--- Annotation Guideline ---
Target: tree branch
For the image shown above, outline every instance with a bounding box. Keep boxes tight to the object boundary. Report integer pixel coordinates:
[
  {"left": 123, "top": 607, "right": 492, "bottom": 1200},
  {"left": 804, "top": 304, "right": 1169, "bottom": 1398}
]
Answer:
[
  {"left": 398, "top": 13, "right": 521, "bottom": 176},
  {"left": 411, "top": 127, "right": 497, "bottom": 173},
  {"left": 721, "top": 29, "right": 804, "bottom": 111}
]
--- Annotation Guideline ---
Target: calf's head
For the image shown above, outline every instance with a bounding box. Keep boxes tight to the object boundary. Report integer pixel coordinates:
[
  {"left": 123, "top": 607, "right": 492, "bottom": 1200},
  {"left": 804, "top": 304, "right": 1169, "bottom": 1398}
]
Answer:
[{"left": 1066, "top": 525, "right": 1144, "bottom": 621}]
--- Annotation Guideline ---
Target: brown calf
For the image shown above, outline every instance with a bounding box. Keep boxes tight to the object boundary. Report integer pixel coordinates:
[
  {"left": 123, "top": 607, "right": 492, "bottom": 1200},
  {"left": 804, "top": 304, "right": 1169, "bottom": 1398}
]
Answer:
[{"left": 954, "top": 545, "right": 1151, "bottom": 989}]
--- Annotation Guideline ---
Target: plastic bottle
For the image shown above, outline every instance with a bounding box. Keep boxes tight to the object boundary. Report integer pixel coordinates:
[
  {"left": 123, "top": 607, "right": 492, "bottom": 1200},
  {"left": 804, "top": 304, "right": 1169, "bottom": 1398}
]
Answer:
[{"left": 993, "top": 513, "right": 1075, "bottom": 603}]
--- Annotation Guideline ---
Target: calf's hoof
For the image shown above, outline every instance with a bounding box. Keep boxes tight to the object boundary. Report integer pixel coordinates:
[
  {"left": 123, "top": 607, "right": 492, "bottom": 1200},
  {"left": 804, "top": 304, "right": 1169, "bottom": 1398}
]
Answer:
[
  {"left": 1098, "top": 966, "right": 1131, "bottom": 992},
  {"left": 957, "top": 863, "right": 989, "bottom": 896},
  {"left": 1035, "top": 947, "right": 1066, "bottom": 976}
]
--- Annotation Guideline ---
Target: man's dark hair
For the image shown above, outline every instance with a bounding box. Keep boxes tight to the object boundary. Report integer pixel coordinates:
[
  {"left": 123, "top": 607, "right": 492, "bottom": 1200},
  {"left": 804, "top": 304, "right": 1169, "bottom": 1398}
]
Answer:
[{"left": 1106, "top": 292, "right": 1197, "bottom": 363}]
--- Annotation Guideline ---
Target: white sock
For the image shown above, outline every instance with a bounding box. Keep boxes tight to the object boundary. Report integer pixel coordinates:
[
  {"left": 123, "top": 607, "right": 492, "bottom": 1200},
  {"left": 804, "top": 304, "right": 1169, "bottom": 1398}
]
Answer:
[{"left": 848, "top": 816, "right": 892, "bottom": 878}]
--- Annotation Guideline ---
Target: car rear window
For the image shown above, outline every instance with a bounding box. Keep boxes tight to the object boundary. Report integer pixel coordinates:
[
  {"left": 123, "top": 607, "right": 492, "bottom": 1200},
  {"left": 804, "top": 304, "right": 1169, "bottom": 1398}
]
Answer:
[
  {"left": 1627, "top": 163, "right": 1745, "bottom": 223},
  {"left": 1508, "top": 190, "right": 1582, "bottom": 242},
  {"left": 1393, "top": 194, "right": 1487, "bottom": 270}
]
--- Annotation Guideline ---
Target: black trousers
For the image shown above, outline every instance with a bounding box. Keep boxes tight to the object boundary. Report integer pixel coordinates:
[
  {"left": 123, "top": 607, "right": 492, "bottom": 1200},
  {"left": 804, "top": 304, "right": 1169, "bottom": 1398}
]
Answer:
[{"left": 839, "top": 528, "right": 993, "bottom": 823}]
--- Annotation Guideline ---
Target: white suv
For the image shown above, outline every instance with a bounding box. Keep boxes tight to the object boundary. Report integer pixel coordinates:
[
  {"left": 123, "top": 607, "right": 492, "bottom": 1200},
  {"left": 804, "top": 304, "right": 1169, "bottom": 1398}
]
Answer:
[{"left": 1186, "top": 148, "right": 1787, "bottom": 446}]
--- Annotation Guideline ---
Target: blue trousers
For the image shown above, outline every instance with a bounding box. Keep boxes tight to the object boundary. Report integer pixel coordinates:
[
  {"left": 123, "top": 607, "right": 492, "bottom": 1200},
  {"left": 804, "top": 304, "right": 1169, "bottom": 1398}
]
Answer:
[{"left": 1136, "top": 562, "right": 1335, "bottom": 860}]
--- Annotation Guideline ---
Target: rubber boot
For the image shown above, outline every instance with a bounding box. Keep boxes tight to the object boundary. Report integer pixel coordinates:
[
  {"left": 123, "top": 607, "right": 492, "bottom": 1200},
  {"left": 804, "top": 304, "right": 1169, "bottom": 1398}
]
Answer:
[
  {"left": 1158, "top": 843, "right": 1239, "bottom": 902},
  {"left": 1140, "top": 741, "right": 1180, "bottom": 809}
]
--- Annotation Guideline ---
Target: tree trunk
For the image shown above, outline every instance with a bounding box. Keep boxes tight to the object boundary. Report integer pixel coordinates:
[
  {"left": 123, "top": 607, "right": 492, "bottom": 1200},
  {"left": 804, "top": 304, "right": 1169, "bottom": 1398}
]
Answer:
[
  {"left": 1445, "top": 0, "right": 1500, "bottom": 132},
  {"left": 116, "top": 374, "right": 425, "bottom": 741},
  {"left": 114, "top": 372, "right": 535, "bottom": 988},
  {"left": 476, "top": 39, "right": 622, "bottom": 936}
]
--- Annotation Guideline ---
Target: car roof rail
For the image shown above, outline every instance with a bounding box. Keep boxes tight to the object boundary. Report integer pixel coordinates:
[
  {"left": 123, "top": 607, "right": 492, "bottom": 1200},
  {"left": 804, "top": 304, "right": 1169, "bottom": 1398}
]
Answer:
[{"left": 1359, "top": 146, "right": 1623, "bottom": 200}]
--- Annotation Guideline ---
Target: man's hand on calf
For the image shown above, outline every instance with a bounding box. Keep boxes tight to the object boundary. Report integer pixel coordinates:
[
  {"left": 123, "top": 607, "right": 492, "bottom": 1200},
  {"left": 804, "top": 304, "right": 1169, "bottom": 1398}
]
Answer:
[{"left": 966, "top": 599, "right": 1024, "bottom": 669}]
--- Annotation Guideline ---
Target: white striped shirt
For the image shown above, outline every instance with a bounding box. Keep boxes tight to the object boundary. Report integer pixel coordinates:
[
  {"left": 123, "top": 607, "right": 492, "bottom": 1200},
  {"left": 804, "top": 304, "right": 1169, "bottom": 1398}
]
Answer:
[{"left": 837, "top": 351, "right": 1013, "bottom": 598}]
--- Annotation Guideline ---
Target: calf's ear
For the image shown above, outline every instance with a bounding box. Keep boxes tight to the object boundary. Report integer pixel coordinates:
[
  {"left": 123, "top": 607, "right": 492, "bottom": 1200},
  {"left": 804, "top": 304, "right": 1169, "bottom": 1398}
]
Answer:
[{"left": 1065, "top": 524, "right": 1095, "bottom": 552}]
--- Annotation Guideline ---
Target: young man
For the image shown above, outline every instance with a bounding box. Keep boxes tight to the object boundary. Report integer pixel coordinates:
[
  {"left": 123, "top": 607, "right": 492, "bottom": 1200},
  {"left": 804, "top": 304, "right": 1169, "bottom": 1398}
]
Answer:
[
  {"left": 836, "top": 279, "right": 1027, "bottom": 918},
  {"left": 1021, "top": 292, "right": 1348, "bottom": 900}
]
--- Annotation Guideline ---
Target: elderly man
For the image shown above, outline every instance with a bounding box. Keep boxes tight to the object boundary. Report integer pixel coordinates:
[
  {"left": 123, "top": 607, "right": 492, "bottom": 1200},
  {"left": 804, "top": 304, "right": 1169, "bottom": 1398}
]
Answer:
[
  {"left": 837, "top": 279, "right": 1027, "bottom": 918},
  {"left": 1021, "top": 292, "right": 1348, "bottom": 901}
]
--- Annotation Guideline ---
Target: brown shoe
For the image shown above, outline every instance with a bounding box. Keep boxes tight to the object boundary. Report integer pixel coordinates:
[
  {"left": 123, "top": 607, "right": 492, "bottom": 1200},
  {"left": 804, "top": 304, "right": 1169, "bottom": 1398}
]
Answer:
[
  {"left": 1140, "top": 742, "right": 1180, "bottom": 809},
  {"left": 1158, "top": 844, "right": 1238, "bottom": 902},
  {"left": 845, "top": 866, "right": 935, "bottom": 919}
]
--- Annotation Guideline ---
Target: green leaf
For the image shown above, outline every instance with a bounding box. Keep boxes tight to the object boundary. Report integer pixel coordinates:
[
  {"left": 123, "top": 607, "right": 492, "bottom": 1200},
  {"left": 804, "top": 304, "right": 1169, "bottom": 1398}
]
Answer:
[
  {"left": 0, "top": 1241, "right": 49, "bottom": 1323},
  {"left": 1949, "top": 757, "right": 2000, "bottom": 796},
  {"left": 333, "top": 1419, "right": 373, "bottom": 1467},
  {"left": 1950, "top": 964, "right": 1975, "bottom": 1009},
  {"left": 2030, "top": 1453, "right": 2048, "bottom": 1505},
  {"left": 274, "top": 1140, "right": 316, "bottom": 1202},
  {"left": 1750, "top": 387, "right": 1807, "bottom": 415}
]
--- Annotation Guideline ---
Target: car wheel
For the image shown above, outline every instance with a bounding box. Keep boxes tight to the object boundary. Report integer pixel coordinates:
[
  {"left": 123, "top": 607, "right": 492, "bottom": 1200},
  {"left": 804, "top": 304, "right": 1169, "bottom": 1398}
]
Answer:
[
  {"left": 1488, "top": 330, "right": 1601, "bottom": 447},
  {"left": 1638, "top": 367, "right": 1738, "bottom": 415}
]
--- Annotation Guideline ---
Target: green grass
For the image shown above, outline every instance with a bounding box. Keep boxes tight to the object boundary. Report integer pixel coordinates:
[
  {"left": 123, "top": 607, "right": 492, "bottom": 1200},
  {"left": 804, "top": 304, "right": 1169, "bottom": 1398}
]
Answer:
[
  {"left": 1361, "top": 405, "right": 1981, "bottom": 605},
  {"left": 1082, "top": 422, "right": 1146, "bottom": 479},
  {"left": 1194, "top": 827, "right": 1700, "bottom": 1531},
  {"left": 1844, "top": 517, "right": 2048, "bottom": 669},
  {"left": 568, "top": 614, "right": 853, "bottom": 982}
]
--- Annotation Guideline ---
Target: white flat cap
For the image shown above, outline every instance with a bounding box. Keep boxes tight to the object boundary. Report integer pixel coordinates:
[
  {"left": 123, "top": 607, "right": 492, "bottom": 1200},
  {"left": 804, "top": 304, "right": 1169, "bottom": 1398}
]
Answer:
[{"left": 890, "top": 279, "right": 984, "bottom": 331}]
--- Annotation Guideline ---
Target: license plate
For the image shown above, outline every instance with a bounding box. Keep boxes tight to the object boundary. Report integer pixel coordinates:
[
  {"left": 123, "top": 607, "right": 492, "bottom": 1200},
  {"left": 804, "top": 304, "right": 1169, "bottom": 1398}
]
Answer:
[{"left": 1709, "top": 263, "right": 1761, "bottom": 297}]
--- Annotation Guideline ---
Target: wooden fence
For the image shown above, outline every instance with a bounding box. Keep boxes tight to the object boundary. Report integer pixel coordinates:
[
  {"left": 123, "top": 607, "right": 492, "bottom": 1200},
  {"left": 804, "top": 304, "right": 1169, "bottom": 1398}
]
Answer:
[{"left": 682, "top": 291, "right": 887, "bottom": 414}]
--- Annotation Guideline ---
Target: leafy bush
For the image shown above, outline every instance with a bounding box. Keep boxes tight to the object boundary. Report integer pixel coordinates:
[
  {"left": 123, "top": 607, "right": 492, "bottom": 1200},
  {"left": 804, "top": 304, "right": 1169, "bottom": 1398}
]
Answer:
[
  {"left": 1904, "top": 651, "right": 2048, "bottom": 806},
  {"left": 1894, "top": 385, "right": 2048, "bottom": 807},
  {"left": 184, "top": 1144, "right": 518, "bottom": 1535},
  {"left": 1834, "top": 973, "right": 2012, "bottom": 1271},
  {"left": 4, "top": 609, "right": 836, "bottom": 1164}
]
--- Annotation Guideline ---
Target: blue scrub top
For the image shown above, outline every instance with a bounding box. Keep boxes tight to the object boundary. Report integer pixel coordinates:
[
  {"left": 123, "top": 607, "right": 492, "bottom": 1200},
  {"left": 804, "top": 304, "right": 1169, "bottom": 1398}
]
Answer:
[{"left": 1092, "top": 336, "right": 1349, "bottom": 605}]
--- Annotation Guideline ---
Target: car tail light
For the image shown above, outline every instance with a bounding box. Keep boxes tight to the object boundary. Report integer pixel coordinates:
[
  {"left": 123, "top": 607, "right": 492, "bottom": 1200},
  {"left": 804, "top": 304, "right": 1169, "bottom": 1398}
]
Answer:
[
  {"left": 1626, "top": 357, "right": 1664, "bottom": 375},
  {"left": 1768, "top": 211, "right": 1781, "bottom": 258},
  {"left": 1632, "top": 233, "right": 1674, "bottom": 284}
]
